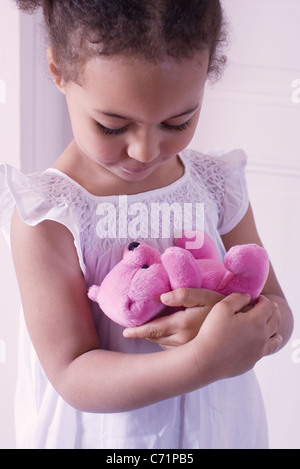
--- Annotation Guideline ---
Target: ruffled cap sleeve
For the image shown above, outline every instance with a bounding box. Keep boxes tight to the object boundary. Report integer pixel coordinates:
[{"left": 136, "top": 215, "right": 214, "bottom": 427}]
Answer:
[
  {"left": 0, "top": 164, "right": 85, "bottom": 272},
  {"left": 215, "top": 149, "right": 249, "bottom": 235},
  {"left": 0, "top": 164, "right": 29, "bottom": 244}
]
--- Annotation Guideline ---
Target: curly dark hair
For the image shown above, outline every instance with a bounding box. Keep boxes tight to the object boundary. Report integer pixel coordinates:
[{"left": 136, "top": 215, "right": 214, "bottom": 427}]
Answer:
[{"left": 12, "top": 0, "right": 228, "bottom": 82}]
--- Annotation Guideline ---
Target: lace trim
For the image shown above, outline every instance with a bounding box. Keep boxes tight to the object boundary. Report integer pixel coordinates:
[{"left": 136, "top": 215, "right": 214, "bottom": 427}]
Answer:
[{"left": 27, "top": 151, "right": 226, "bottom": 254}]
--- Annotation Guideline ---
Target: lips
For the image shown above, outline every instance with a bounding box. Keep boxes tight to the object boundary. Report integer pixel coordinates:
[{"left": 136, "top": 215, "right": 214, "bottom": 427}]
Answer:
[{"left": 120, "top": 165, "right": 153, "bottom": 174}]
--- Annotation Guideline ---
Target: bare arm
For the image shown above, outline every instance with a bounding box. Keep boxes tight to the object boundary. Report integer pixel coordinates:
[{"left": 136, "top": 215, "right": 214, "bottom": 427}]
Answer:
[{"left": 10, "top": 209, "right": 282, "bottom": 413}]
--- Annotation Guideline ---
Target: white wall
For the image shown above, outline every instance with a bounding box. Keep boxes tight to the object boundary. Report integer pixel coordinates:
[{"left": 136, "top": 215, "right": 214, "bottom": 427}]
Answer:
[
  {"left": 0, "top": 3, "right": 21, "bottom": 449},
  {"left": 0, "top": 7, "right": 71, "bottom": 449},
  {"left": 191, "top": 0, "right": 300, "bottom": 449},
  {"left": 0, "top": 0, "right": 299, "bottom": 449},
  {"left": 20, "top": 12, "right": 73, "bottom": 173}
]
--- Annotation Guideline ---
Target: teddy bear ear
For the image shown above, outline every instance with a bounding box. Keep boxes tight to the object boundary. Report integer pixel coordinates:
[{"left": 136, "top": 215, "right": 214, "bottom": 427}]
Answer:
[
  {"left": 88, "top": 285, "right": 100, "bottom": 302},
  {"left": 175, "top": 231, "right": 219, "bottom": 260}
]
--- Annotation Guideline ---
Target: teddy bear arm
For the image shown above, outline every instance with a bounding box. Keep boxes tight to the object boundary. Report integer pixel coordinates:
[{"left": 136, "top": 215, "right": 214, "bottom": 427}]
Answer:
[
  {"left": 217, "top": 245, "right": 269, "bottom": 301},
  {"left": 217, "top": 273, "right": 264, "bottom": 302},
  {"left": 161, "top": 246, "right": 202, "bottom": 290},
  {"left": 196, "top": 259, "right": 227, "bottom": 291}
]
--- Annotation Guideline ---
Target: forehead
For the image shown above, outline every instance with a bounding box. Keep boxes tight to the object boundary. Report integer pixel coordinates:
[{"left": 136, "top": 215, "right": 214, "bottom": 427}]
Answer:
[{"left": 70, "top": 53, "right": 209, "bottom": 121}]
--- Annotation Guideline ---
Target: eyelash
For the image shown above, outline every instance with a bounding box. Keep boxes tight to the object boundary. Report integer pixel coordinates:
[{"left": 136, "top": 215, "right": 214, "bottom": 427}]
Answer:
[
  {"left": 97, "top": 119, "right": 192, "bottom": 137},
  {"left": 97, "top": 124, "right": 129, "bottom": 136},
  {"left": 163, "top": 120, "right": 192, "bottom": 132}
]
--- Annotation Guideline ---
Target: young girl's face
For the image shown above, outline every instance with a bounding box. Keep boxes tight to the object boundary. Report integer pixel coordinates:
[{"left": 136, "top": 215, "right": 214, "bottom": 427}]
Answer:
[{"left": 59, "top": 52, "right": 209, "bottom": 185}]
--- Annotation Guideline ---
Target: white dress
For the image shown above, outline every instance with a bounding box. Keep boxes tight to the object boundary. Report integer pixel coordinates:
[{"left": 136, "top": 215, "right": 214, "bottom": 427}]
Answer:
[{"left": 0, "top": 148, "right": 268, "bottom": 449}]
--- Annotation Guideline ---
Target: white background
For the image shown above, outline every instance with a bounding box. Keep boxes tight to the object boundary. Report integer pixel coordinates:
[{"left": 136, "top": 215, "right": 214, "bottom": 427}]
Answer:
[{"left": 0, "top": 0, "right": 299, "bottom": 448}]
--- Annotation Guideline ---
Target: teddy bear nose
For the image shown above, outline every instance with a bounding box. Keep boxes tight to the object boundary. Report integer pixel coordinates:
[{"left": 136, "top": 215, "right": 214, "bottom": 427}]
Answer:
[{"left": 128, "top": 242, "right": 140, "bottom": 251}]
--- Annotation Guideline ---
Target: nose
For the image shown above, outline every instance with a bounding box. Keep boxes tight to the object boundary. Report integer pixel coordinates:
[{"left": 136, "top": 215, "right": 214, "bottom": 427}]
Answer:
[{"left": 127, "top": 128, "right": 160, "bottom": 163}]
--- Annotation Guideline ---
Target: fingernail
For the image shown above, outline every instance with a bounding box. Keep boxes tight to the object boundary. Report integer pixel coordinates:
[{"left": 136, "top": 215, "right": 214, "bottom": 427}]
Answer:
[{"left": 161, "top": 292, "right": 172, "bottom": 304}]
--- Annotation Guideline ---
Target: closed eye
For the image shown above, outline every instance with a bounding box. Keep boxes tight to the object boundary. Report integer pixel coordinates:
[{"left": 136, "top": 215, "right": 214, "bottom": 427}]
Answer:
[
  {"left": 97, "top": 123, "right": 129, "bottom": 136},
  {"left": 161, "top": 119, "right": 192, "bottom": 132},
  {"left": 96, "top": 118, "right": 192, "bottom": 137}
]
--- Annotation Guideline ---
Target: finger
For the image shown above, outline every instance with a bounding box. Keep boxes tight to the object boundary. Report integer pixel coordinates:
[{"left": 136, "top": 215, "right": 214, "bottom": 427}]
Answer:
[
  {"left": 243, "top": 296, "right": 273, "bottom": 323},
  {"left": 263, "top": 333, "right": 283, "bottom": 356},
  {"left": 123, "top": 313, "right": 177, "bottom": 340},
  {"left": 251, "top": 296, "right": 273, "bottom": 318},
  {"left": 265, "top": 301, "right": 281, "bottom": 336},
  {"left": 213, "top": 292, "right": 252, "bottom": 315},
  {"left": 249, "top": 296, "right": 281, "bottom": 332},
  {"left": 161, "top": 288, "right": 224, "bottom": 308},
  {"left": 128, "top": 309, "right": 199, "bottom": 347}
]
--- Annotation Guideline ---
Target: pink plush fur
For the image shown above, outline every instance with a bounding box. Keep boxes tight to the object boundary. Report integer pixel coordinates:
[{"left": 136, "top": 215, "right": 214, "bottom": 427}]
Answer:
[{"left": 88, "top": 233, "right": 269, "bottom": 327}]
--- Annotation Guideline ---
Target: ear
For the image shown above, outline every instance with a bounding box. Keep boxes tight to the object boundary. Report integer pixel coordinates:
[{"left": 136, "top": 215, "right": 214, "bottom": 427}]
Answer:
[{"left": 47, "top": 47, "right": 66, "bottom": 94}]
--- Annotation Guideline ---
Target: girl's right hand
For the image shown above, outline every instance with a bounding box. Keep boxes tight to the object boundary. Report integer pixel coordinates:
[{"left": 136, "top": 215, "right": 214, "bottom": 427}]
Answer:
[{"left": 192, "top": 293, "right": 282, "bottom": 380}]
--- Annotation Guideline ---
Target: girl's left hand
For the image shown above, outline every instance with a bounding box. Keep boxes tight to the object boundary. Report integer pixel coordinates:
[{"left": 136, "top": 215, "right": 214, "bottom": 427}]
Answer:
[{"left": 123, "top": 288, "right": 224, "bottom": 349}]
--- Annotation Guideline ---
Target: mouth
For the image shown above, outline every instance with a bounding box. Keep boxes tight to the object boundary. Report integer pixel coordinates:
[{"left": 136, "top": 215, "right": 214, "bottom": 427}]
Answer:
[{"left": 120, "top": 165, "right": 154, "bottom": 174}]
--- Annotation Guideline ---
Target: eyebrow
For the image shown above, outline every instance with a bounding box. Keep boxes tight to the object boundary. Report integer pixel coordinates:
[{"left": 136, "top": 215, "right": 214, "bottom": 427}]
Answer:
[{"left": 94, "top": 105, "right": 199, "bottom": 122}]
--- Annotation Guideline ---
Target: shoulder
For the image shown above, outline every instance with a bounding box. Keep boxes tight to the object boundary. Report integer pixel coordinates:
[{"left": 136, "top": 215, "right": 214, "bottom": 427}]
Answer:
[
  {"left": 11, "top": 209, "right": 81, "bottom": 275},
  {"left": 183, "top": 147, "right": 247, "bottom": 173},
  {"left": 182, "top": 148, "right": 249, "bottom": 235},
  {"left": 1, "top": 164, "right": 92, "bottom": 271},
  {"left": 182, "top": 148, "right": 247, "bottom": 199},
  {"left": 182, "top": 148, "right": 246, "bottom": 205}
]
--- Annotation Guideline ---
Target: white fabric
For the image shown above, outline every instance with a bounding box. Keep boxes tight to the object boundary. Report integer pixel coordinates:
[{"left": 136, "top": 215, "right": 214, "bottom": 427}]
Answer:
[{"left": 0, "top": 148, "right": 268, "bottom": 449}]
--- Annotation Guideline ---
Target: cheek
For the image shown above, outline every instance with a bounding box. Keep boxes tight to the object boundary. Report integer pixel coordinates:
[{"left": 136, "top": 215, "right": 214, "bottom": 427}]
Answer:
[
  {"left": 74, "top": 123, "right": 122, "bottom": 161},
  {"left": 163, "top": 128, "right": 197, "bottom": 155},
  {"left": 66, "top": 100, "right": 122, "bottom": 161},
  {"left": 163, "top": 114, "right": 200, "bottom": 155}
]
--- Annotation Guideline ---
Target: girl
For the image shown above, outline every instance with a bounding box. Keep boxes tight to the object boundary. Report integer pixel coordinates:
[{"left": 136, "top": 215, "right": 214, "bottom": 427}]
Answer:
[{"left": 0, "top": 0, "right": 293, "bottom": 449}]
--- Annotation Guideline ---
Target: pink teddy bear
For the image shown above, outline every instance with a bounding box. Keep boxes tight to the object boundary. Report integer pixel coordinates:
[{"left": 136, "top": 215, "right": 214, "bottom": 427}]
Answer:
[{"left": 88, "top": 232, "right": 269, "bottom": 327}]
